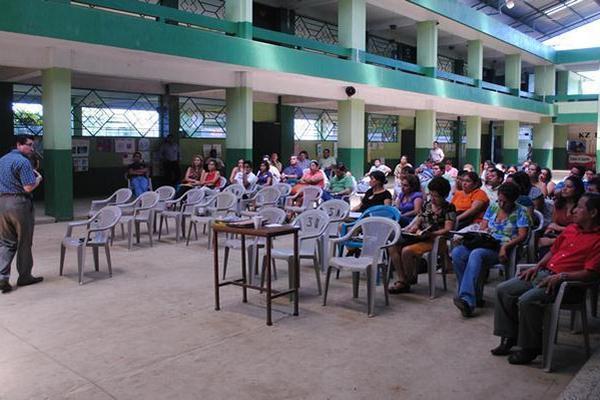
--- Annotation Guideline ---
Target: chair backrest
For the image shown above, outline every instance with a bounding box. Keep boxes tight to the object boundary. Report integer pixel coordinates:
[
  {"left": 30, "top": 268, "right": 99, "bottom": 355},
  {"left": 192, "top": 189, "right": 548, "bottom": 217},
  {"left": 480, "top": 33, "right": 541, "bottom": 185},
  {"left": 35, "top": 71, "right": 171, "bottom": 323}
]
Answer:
[
  {"left": 360, "top": 205, "right": 401, "bottom": 222},
  {"left": 318, "top": 199, "right": 350, "bottom": 222},
  {"left": 155, "top": 186, "right": 176, "bottom": 202},
  {"left": 137, "top": 191, "right": 160, "bottom": 209},
  {"left": 256, "top": 186, "right": 281, "bottom": 207},
  {"left": 186, "top": 188, "right": 208, "bottom": 204},
  {"left": 217, "top": 176, "right": 227, "bottom": 190},
  {"left": 299, "top": 186, "right": 323, "bottom": 208},
  {"left": 274, "top": 183, "right": 292, "bottom": 197},
  {"left": 90, "top": 206, "right": 122, "bottom": 242},
  {"left": 348, "top": 217, "right": 401, "bottom": 261},
  {"left": 293, "top": 209, "right": 330, "bottom": 252},
  {"left": 258, "top": 207, "right": 287, "bottom": 225},
  {"left": 532, "top": 209, "right": 544, "bottom": 233},
  {"left": 114, "top": 188, "right": 133, "bottom": 204},
  {"left": 223, "top": 183, "right": 245, "bottom": 199},
  {"left": 214, "top": 192, "right": 238, "bottom": 213}
]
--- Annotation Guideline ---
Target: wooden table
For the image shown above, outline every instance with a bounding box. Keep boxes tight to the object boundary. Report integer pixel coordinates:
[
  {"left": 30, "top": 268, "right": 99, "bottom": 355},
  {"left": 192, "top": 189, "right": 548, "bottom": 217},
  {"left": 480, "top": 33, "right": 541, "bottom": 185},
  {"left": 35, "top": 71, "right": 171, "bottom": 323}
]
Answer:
[{"left": 212, "top": 223, "right": 300, "bottom": 326}]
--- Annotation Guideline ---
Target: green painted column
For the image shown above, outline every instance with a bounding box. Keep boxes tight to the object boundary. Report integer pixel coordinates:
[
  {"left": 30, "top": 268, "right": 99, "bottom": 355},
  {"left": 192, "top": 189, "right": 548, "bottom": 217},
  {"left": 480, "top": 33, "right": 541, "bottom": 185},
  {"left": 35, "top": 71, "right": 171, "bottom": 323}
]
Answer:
[
  {"left": 503, "top": 120, "right": 520, "bottom": 165},
  {"left": 534, "top": 65, "right": 556, "bottom": 97},
  {"left": 279, "top": 104, "right": 295, "bottom": 163},
  {"left": 557, "top": 70, "right": 583, "bottom": 95},
  {"left": 465, "top": 116, "right": 481, "bottom": 171},
  {"left": 417, "top": 21, "right": 438, "bottom": 78},
  {"left": 225, "top": 0, "right": 252, "bottom": 39},
  {"left": 225, "top": 86, "right": 253, "bottom": 172},
  {"left": 0, "top": 82, "right": 13, "bottom": 156},
  {"left": 467, "top": 40, "right": 482, "bottom": 84},
  {"left": 338, "top": 0, "right": 366, "bottom": 60},
  {"left": 553, "top": 125, "right": 568, "bottom": 169},
  {"left": 505, "top": 54, "right": 522, "bottom": 94},
  {"left": 338, "top": 99, "right": 365, "bottom": 178},
  {"left": 532, "top": 117, "right": 554, "bottom": 169},
  {"left": 42, "top": 68, "right": 73, "bottom": 221},
  {"left": 415, "top": 109, "right": 436, "bottom": 163}
]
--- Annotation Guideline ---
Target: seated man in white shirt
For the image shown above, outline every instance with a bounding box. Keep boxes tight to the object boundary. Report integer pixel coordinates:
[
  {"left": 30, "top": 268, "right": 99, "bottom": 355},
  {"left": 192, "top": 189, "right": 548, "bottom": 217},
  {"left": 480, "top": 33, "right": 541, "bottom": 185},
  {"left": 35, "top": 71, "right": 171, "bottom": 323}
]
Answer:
[
  {"left": 482, "top": 167, "right": 504, "bottom": 204},
  {"left": 233, "top": 160, "right": 257, "bottom": 190},
  {"left": 319, "top": 148, "right": 337, "bottom": 177},
  {"left": 429, "top": 141, "right": 445, "bottom": 164}
]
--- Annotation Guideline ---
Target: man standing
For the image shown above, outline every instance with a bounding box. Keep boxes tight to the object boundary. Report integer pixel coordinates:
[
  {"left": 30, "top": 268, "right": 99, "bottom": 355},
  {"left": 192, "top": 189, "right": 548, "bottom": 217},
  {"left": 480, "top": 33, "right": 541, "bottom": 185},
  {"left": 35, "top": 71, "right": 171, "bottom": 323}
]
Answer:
[
  {"left": 429, "top": 141, "right": 445, "bottom": 164},
  {"left": 0, "top": 135, "right": 44, "bottom": 294},
  {"left": 160, "top": 134, "right": 180, "bottom": 186}
]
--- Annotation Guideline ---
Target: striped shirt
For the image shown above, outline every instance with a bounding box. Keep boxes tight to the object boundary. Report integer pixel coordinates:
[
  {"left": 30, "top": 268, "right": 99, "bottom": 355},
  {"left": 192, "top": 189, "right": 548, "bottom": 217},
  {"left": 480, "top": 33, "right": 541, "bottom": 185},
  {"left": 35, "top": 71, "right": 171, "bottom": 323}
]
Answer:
[{"left": 0, "top": 150, "right": 36, "bottom": 194}]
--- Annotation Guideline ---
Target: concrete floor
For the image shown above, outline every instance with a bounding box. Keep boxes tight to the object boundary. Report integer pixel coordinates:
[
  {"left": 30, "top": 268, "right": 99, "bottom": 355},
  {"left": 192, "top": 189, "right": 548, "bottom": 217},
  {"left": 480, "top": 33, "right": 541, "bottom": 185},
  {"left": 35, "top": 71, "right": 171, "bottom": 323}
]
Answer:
[{"left": 1, "top": 217, "right": 598, "bottom": 400}]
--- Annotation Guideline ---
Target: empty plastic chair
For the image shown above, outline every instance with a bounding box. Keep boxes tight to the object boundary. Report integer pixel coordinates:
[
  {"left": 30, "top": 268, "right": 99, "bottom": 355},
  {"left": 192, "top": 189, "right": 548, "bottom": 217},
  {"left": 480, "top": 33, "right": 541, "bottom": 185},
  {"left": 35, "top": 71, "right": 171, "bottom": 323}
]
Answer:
[
  {"left": 117, "top": 191, "right": 159, "bottom": 250},
  {"left": 186, "top": 191, "right": 238, "bottom": 248},
  {"left": 88, "top": 188, "right": 131, "bottom": 217},
  {"left": 158, "top": 188, "right": 209, "bottom": 242},
  {"left": 60, "top": 206, "right": 122, "bottom": 284},
  {"left": 240, "top": 186, "right": 281, "bottom": 215},
  {"left": 153, "top": 186, "right": 176, "bottom": 232},
  {"left": 284, "top": 186, "right": 322, "bottom": 215}
]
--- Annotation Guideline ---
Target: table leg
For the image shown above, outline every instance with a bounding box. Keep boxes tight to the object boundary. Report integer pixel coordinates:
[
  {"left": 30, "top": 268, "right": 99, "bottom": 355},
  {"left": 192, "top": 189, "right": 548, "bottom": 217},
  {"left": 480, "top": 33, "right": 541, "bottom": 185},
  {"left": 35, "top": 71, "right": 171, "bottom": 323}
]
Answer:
[
  {"left": 241, "top": 234, "right": 247, "bottom": 303},
  {"left": 293, "top": 231, "right": 299, "bottom": 316},
  {"left": 266, "top": 237, "right": 272, "bottom": 326},
  {"left": 213, "top": 230, "right": 220, "bottom": 311}
]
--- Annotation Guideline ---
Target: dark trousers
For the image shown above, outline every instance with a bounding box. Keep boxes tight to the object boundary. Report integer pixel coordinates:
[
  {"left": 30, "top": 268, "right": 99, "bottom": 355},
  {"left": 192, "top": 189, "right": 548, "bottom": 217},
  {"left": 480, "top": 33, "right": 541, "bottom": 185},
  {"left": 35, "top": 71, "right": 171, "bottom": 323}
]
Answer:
[
  {"left": 493, "top": 270, "right": 554, "bottom": 349},
  {"left": 163, "top": 160, "right": 181, "bottom": 186},
  {"left": 0, "top": 196, "right": 34, "bottom": 281}
]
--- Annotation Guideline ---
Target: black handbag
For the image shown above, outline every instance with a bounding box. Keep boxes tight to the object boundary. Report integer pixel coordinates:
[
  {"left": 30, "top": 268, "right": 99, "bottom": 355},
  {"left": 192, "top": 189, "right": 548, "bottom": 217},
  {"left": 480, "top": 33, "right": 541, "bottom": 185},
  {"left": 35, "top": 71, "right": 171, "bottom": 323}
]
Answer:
[{"left": 461, "top": 232, "right": 500, "bottom": 251}]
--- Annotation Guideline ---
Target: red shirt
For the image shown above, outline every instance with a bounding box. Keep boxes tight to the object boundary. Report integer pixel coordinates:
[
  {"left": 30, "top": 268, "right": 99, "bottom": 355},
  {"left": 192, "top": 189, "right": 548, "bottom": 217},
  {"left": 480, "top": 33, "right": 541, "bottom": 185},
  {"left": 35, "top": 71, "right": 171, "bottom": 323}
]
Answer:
[{"left": 547, "top": 224, "right": 600, "bottom": 274}]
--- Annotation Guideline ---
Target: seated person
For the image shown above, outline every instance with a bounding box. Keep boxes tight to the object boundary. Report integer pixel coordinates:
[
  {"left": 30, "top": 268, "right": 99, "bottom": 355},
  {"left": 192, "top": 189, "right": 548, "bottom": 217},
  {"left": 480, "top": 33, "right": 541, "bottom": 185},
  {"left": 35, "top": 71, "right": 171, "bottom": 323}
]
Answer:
[
  {"left": 395, "top": 174, "right": 423, "bottom": 227},
  {"left": 319, "top": 148, "right": 337, "bottom": 177},
  {"left": 229, "top": 159, "right": 244, "bottom": 184},
  {"left": 451, "top": 183, "right": 529, "bottom": 318},
  {"left": 205, "top": 149, "right": 225, "bottom": 175},
  {"left": 416, "top": 159, "right": 434, "bottom": 188},
  {"left": 444, "top": 158, "right": 458, "bottom": 179},
  {"left": 256, "top": 160, "right": 273, "bottom": 187},
  {"left": 127, "top": 151, "right": 150, "bottom": 197},
  {"left": 505, "top": 171, "right": 542, "bottom": 220},
  {"left": 265, "top": 156, "right": 281, "bottom": 183},
  {"left": 232, "top": 160, "right": 257, "bottom": 190},
  {"left": 388, "top": 177, "right": 456, "bottom": 293},
  {"left": 199, "top": 159, "right": 221, "bottom": 189},
  {"left": 358, "top": 159, "right": 391, "bottom": 192},
  {"left": 322, "top": 164, "right": 353, "bottom": 201},
  {"left": 175, "top": 154, "right": 204, "bottom": 198},
  {"left": 353, "top": 170, "right": 392, "bottom": 213},
  {"left": 281, "top": 156, "right": 303, "bottom": 185},
  {"left": 393, "top": 155, "right": 413, "bottom": 187},
  {"left": 588, "top": 176, "right": 600, "bottom": 193},
  {"left": 270, "top": 152, "right": 283, "bottom": 172},
  {"left": 291, "top": 160, "right": 325, "bottom": 195},
  {"left": 539, "top": 167, "right": 556, "bottom": 197},
  {"left": 297, "top": 150, "right": 310, "bottom": 171},
  {"left": 451, "top": 171, "right": 490, "bottom": 230},
  {"left": 553, "top": 166, "right": 585, "bottom": 195},
  {"left": 482, "top": 168, "right": 504, "bottom": 205},
  {"left": 491, "top": 193, "right": 600, "bottom": 365}
]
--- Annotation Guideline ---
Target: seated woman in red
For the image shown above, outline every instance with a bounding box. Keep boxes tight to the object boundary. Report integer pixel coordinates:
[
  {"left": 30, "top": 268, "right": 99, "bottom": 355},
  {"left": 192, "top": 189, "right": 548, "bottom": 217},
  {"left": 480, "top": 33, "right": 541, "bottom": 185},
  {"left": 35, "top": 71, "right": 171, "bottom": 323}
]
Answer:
[
  {"left": 199, "top": 159, "right": 221, "bottom": 189},
  {"left": 291, "top": 160, "right": 325, "bottom": 195}
]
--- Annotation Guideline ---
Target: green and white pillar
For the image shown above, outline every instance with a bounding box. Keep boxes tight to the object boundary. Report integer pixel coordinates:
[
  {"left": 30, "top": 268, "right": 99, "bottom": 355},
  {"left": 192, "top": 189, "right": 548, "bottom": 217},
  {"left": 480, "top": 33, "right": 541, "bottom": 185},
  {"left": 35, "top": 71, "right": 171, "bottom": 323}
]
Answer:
[
  {"left": 533, "top": 117, "right": 554, "bottom": 168},
  {"left": 338, "top": 98, "right": 365, "bottom": 178},
  {"left": 42, "top": 68, "right": 73, "bottom": 221},
  {"left": 225, "top": 84, "right": 253, "bottom": 172},
  {"left": 553, "top": 125, "right": 568, "bottom": 170},
  {"left": 534, "top": 65, "right": 556, "bottom": 98},
  {"left": 467, "top": 40, "right": 483, "bottom": 86},
  {"left": 225, "top": 0, "right": 252, "bottom": 38},
  {"left": 503, "top": 120, "right": 520, "bottom": 165},
  {"left": 415, "top": 109, "right": 436, "bottom": 163},
  {"left": 465, "top": 116, "right": 481, "bottom": 171},
  {"left": 338, "top": 0, "right": 366, "bottom": 61},
  {"left": 505, "top": 54, "right": 522, "bottom": 95},
  {"left": 417, "top": 21, "right": 438, "bottom": 78}
]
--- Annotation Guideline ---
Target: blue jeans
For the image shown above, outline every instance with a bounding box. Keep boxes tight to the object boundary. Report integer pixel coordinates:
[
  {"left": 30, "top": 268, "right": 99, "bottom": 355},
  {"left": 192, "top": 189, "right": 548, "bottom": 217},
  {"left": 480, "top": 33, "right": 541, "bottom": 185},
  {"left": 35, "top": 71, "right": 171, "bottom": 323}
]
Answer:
[
  {"left": 321, "top": 191, "right": 346, "bottom": 202},
  {"left": 451, "top": 245, "right": 499, "bottom": 308},
  {"left": 131, "top": 176, "right": 150, "bottom": 198}
]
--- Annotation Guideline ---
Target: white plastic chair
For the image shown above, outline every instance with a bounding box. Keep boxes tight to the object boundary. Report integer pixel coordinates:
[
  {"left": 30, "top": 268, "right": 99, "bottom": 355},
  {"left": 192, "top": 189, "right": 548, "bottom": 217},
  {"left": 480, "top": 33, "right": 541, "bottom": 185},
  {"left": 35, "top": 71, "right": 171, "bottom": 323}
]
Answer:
[
  {"left": 223, "top": 183, "right": 246, "bottom": 213},
  {"left": 60, "top": 206, "right": 122, "bottom": 284},
  {"left": 261, "top": 209, "right": 330, "bottom": 295},
  {"left": 186, "top": 192, "right": 238, "bottom": 248},
  {"left": 222, "top": 207, "right": 287, "bottom": 284},
  {"left": 323, "top": 217, "right": 401, "bottom": 317},
  {"left": 153, "top": 186, "right": 176, "bottom": 232},
  {"left": 216, "top": 176, "right": 227, "bottom": 190},
  {"left": 274, "top": 182, "right": 292, "bottom": 207},
  {"left": 117, "top": 191, "right": 159, "bottom": 250},
  {"left": 285, "top": 186, "right": 323, "bottom": 214},
  {"left": 528, "top": 209, "right": 545, "bottom": 263},
  {"left": 88, "top": 188, "right": 131, "bottom": 217},
  {"left": 318, "top": 199, "right": 350, "bottom": 270},
  {"left": 240, "top": 186, "right": 281, "bottom": 215},
  {"left": 158, "top": 188, "right": 209, "bottom": 242}
]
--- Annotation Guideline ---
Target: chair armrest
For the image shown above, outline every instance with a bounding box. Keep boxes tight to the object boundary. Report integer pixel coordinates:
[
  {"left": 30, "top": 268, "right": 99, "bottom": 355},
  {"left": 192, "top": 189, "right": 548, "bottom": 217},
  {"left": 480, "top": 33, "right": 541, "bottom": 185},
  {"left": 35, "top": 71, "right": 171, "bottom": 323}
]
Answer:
[
  {"left": 118, "top": 199, "right": 138, "bottom": 209},
  {"left": 299, "top": 232, "right": 324, "bottom": 242},
  {"left": 330, "top": 230, "right": 357, "bottom": 244},
  {"left": 66, "top": 219, "right": 92, "bottom": 237}
]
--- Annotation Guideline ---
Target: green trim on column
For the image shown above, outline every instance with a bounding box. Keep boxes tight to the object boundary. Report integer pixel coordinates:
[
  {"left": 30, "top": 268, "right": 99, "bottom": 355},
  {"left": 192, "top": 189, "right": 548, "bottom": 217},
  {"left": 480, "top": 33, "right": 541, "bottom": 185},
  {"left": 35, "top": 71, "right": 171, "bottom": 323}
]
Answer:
[
  {"left": 465, "top": 148, "right": 481, "bottom": 172},
  {"left": 236, "top": 21, "right": 252, "bottom": 39},
  {"left": 415, "top": 148, "right": 429, "bottom": 164},
  {"left": 43, "top": 149, "right": 73, "bottom": 221},
  {"left": 553, "top": 113, "right": 597, "bottom": 124},
  {"left": 225, "top": 148, "right": 252, "bottom": 175},
  {"left": 503, "top": 149, "right": 518, "bottom": 165},
  {"left": 532, "top": 149, "right": 553, "bottom": 169},
  {"left": 0, "top": 82, "right": 14, "bottom": 156},
  {"left": 279, "top": 104, "right": 295, "bottom": 163},
  {"left": 226, "top": 86, "right": 252, "bottom": 174},
  {"left": 338, "top": 148, "right": 364, "bottom": 179},
  {"left": 553, "top": 147, "right": 567, "bottom": 170}
]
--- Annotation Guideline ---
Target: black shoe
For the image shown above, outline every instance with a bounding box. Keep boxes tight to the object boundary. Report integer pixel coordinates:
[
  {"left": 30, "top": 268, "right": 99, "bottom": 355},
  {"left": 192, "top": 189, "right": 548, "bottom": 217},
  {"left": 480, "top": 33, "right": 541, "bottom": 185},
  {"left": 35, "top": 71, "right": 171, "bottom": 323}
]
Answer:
[
  {"left": 0, "top": 280, "right": 12, "bottom": 294},
  {"left": 389, "top": 282, "right": 411, "bottom": 294},
  {"left": 453, "top": 297, "right": 474, "bottom": 318},
  {"left": 17, "top": 276, "right": 43, "bottom": 287},
  {"left": 491, "top": 337, "right": 516, "bottom": 356},
  {"left": 508, "top": 348, "right": 540, "bottom": 365}
]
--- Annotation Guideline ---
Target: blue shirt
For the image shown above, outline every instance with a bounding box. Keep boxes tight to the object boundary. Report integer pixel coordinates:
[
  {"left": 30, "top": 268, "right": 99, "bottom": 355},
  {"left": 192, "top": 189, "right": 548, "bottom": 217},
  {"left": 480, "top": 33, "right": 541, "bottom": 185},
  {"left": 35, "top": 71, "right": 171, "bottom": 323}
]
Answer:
[
  {"left": 483, "top": 203, "right": 530, "bottom": 245},
  {"left": 0, "top": 150, "right": 36, "bottom": 194},
  {"left": 283, "top": 165, "right": 303, "bottom": 179}
]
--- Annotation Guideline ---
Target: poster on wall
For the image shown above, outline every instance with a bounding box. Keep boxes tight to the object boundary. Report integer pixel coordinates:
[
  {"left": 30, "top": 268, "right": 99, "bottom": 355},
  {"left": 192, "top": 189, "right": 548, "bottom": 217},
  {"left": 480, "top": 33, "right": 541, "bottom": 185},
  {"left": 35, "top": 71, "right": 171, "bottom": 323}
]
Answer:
[
  {"left": 73, "top": 157, "right": 89, "bottom": 172},
  {"left": 567, "top": 125, "right": 597, "bottom": 170},
  {"left": 115, "top": 138, "right": 135, "bottom": 153},
  {"left": 72, "top": 139, "right": 89, "bottom": 157},
  {"left": 138, "top": 138, "right": 150, "bottom": 152},
  {"left": 96, "top": 138, "right": 113, "bottom": 152},
  {"left": 202, "top": 144, "right": 222, "bottom": 158}
]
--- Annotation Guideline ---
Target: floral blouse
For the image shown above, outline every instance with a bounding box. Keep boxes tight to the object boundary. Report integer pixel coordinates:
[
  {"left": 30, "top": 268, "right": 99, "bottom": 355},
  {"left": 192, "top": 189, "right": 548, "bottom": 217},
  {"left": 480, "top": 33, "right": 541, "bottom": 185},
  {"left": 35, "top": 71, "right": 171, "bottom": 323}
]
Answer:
[{"left": 416, "top": 200, "right": 457, "bottom": 232}]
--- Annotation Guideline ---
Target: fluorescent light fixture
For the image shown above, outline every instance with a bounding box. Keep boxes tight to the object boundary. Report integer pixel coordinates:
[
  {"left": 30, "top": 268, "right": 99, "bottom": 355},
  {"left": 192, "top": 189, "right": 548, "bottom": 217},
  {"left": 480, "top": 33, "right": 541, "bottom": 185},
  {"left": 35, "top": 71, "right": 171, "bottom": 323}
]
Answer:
[
  {"left": 505, "top": 0, "right": 515, "bottom": 9},
  {"left": 545, "top": 0, "right": 583, "bottom": 16}
]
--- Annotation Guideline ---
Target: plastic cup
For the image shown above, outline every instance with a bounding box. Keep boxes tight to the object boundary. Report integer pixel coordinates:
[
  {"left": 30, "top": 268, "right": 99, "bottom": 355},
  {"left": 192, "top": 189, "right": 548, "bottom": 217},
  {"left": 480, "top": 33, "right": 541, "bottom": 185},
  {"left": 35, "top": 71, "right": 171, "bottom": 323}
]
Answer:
[{"left": 253, "top": 215, "right": 263, "bottom": 229}]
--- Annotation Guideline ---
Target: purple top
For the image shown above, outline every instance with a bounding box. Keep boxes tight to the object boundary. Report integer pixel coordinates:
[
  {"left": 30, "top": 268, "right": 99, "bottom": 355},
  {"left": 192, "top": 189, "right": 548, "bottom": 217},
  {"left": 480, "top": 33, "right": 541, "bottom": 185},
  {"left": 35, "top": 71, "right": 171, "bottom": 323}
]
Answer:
[{"left": 396, "top": 191, "right": 423, "bottom": 214}]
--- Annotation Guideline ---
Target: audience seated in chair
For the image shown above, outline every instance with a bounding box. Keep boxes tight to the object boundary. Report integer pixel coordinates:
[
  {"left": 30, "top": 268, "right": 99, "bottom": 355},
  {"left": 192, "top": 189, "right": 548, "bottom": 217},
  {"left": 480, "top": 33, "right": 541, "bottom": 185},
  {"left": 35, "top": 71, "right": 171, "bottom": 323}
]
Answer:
[
  {"left": 175, "top": 154, "right": 203, "bottom": 198},
  {"left": 395, "top": 174, "right": 423, "bottom": 227},
  {"left": 353, "top": 170, "right": 392, "bottom": 213},
  {"left": 491, "top": 193, "right": 600, "bottom": 365},
  {"left": 321, "top": 164, "right": 353, "bottom": 201},
  {"left": 451, "top": 171, "right": 489, "bottom": 230},
  {"left": 128, "top": 151, "right": 151, "bottom": 198},
  {"left": 281, "top": 156, "right": 304, "bottom": 185},
  {"left": 199, "top": 159, "right": 221, "bottom": 189},
  {"left": 256, "top": 160, "right": 273, "bottom": 187},
  {"left": 291, "top": 160, "right": 325, "bottom": 195},
  {"left": 229, "top": 159, "right": 244, "bottom": 184},
  {"left": 231, "top": 160, "right": 257, "bottom": 191}
]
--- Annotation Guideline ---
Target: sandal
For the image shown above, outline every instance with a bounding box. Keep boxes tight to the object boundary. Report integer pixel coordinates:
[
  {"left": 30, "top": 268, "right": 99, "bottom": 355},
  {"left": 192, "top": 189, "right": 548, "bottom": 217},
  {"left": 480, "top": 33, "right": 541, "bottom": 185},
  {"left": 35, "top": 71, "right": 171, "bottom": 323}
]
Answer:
[{"left": 388, "top": 281, "right": 411, "bottom": 294}]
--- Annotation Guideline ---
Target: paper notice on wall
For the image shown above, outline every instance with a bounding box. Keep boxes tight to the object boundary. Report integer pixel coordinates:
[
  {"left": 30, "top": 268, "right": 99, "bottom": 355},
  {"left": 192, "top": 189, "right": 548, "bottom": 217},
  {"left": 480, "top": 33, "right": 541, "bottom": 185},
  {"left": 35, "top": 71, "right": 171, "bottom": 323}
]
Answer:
[
  {"left": 72, "top": 139, "right": 90, "bottom": 157},
  {"left": 115, "top": 138, "right": 135, "bottom": 153},
  {"left": 96, "top": 138, "right": 113, "bottom": 152},
  {"left": 138, "top": 138, "right": 150, "bottom": 152},
  {"left": 73, "top": 157, "right": 89, "bottom": 172},
  {"left": 122, "top": 153, "right": 134, "bottom": 166}
]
